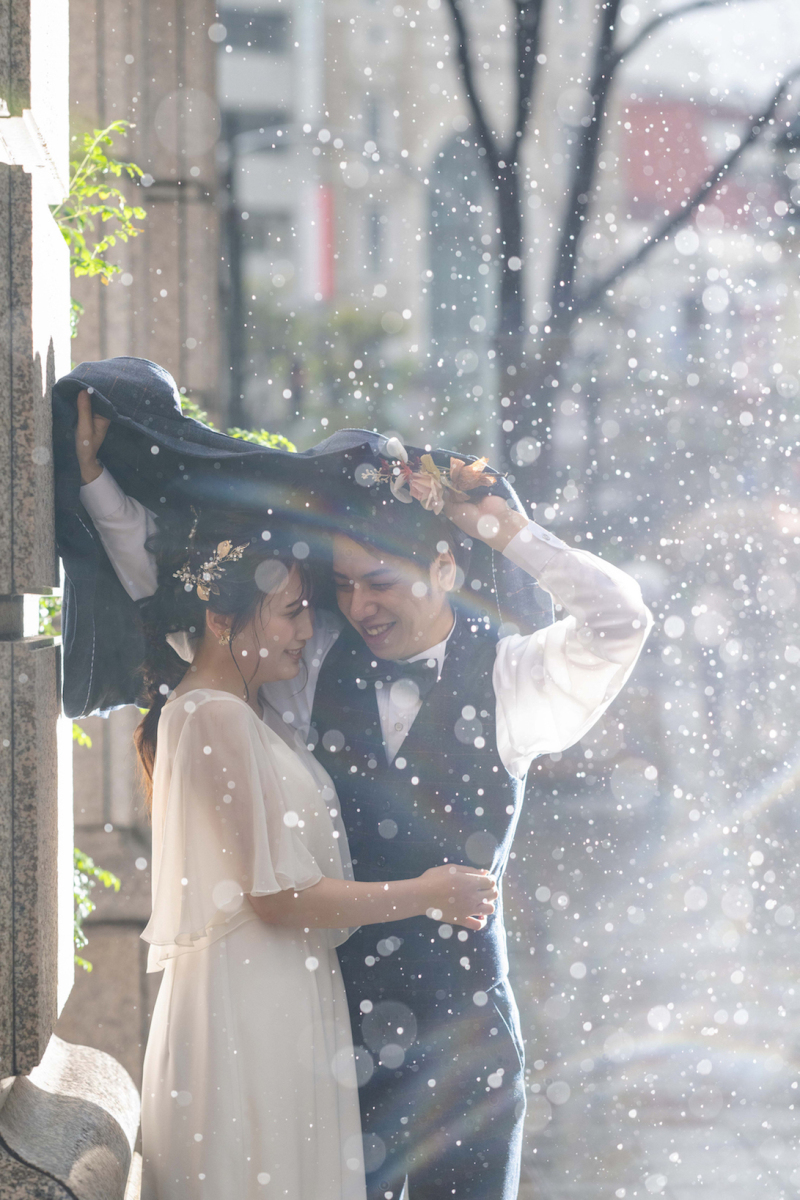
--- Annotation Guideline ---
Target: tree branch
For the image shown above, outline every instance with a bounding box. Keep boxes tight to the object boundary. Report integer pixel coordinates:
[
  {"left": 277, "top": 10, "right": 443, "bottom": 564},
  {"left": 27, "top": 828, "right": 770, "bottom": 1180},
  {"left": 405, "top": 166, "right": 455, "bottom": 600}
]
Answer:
[
  {"left": 549, "top": 0, "right": 622, "bottom": 315},
  {"left": 606, "top": 0, "right": 760, "bottom": 75},
  {"left": 443, "top": 0, "right": 501, "bottom": 168},
  {"left": 575, "top": 69, "right": 800, "bottom": 316},
  {"left": 508, "top": 0, "right": 546, "bottom": 163}
]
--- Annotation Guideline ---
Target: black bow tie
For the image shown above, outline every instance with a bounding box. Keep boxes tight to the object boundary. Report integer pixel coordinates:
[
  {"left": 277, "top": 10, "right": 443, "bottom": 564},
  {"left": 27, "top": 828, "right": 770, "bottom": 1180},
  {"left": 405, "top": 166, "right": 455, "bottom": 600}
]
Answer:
[{"left": 358, "top": 655, "right": 440, "bottom": 701}]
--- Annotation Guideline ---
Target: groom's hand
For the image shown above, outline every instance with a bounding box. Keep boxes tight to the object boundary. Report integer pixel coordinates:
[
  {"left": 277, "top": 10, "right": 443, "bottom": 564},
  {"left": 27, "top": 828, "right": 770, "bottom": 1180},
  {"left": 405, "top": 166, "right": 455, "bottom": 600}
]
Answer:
[
  {"left": 443, "top": 492, "right": 528, "bottom": 553},
  {"left": 75, "top": 389, "right": 111, "bottom": 484}
]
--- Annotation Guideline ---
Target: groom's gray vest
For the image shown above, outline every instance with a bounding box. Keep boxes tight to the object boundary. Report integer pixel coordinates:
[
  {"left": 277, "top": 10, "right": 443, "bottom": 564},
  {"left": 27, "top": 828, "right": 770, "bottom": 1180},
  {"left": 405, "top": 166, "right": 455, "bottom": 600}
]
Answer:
[{"left": 311, "top": 615, "right": 525, "bottom": 1008}]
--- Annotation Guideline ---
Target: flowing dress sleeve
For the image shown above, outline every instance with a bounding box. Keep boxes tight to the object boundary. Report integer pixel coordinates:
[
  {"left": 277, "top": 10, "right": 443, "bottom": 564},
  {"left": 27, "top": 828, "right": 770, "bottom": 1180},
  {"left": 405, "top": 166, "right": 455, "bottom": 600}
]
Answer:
[{"left": 142, "top": 694, "right": 324, "bottom": 971}]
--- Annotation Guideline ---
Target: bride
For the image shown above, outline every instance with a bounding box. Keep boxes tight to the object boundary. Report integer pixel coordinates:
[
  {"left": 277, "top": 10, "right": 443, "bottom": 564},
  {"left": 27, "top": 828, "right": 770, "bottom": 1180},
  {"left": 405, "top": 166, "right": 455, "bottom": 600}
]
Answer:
[{"left": 135, "top": 506, "right": 498, "bottom": 1200}]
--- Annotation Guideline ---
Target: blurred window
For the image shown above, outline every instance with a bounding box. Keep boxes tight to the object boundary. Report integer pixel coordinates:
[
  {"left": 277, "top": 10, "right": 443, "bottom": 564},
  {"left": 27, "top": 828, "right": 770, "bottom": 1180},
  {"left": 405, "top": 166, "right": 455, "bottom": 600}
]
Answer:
[
  {"left": 366, "top": 95, "right": 381, "bottom": 146},
  {"left": 223, "top": 110, "right": 291, "bottom": 154},
  {"left": 428, "top": 134, "right": 489, "bottom": 358},
  {"left": 218, "top": 9, "right": 291, "bottom": 53},
  {"left": 367, "top": 208, "right": 384, "bottom": 271},
  {"left": 242, "top": 211, "right": 293, "bottom": 255}
]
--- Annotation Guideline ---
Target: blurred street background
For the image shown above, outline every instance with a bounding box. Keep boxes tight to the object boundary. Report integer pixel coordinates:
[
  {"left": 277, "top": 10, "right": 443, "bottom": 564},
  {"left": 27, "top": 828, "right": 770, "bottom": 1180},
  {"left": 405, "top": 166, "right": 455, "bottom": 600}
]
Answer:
[{"left": 57, "top": 1, "right": 800, "bottom": 1195}]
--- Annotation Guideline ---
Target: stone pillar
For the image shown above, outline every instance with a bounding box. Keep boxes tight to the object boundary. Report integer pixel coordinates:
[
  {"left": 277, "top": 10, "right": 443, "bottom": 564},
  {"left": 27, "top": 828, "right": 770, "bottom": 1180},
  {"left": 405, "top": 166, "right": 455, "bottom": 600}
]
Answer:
[
  {"left": 0, "top": 3, "right": 141, "bottom": 1195},
  {"left": 69, "top": 0, "right": 222, "bottom": 420},
  {"left": 0, "top": 0, "right": 71, "bottom": 1081}
]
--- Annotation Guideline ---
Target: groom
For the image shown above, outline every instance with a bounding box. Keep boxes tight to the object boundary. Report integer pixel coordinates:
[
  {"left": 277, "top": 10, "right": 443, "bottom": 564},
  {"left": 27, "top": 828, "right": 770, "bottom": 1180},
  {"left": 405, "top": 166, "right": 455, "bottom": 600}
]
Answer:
[{"left": 69, "top": 378, "right": 651, "bottom": 1199}]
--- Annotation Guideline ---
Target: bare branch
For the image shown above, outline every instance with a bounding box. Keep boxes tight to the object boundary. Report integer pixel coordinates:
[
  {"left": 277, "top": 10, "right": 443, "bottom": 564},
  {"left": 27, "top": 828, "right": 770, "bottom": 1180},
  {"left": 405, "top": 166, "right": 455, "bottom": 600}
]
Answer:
[
  {"left": 443, "top": 0, "right": 501, "bottom": 168},
  {"left": 548, "top": 0, "right": 622, "bottom": 315},
  {"left": 576, "top": 70, "right": 800, "bottom": 316},
  {"left": 508, "top": 0, "right": 546, "bottom": 162},
  {"left": 606, "top": 0, "right": 760, "bottom": 75}
]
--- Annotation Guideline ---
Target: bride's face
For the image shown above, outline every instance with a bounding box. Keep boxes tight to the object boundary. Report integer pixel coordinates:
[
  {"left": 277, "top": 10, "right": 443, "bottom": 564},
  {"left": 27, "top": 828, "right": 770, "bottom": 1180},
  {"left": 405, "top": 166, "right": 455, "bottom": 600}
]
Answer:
[{"left": 228, "top": 566, "right": 313, "bottom": 686}]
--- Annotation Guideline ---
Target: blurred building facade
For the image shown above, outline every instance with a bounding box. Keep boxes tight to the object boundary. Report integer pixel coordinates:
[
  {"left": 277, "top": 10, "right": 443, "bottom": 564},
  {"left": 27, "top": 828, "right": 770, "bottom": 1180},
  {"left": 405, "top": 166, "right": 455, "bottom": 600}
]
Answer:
[
  {"left": 214, "top": 0, "right": 492, "bottom": 444},
  {"left": 213, "top": 0, "right": 573, "bottom": 451}
]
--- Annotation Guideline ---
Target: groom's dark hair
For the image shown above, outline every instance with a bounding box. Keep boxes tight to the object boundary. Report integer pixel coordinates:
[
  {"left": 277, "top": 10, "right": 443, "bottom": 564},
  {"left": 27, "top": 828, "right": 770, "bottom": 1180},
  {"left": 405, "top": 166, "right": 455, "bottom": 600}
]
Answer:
[
  {"left": 335, "top": 493, "right": 468, "bottom": 571},
  {"left": 307, "top": 488, "right": 471, "bottom": 612}
]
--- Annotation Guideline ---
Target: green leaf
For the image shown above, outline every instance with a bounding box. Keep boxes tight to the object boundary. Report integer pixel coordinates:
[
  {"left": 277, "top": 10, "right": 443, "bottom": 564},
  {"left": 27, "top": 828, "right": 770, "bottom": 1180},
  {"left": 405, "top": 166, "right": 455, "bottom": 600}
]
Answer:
[
  {"left": 70, "top": 297, "right": 85, "bottom": 339},
  {"left": 52, "top": 120, "right": 148, "bottom": 315},
  {"left": 180, "top": 396, "right": 216, "bottom": 427},
  {"left": 38, "top": 594, "right": 61, "bottom": 637},
  {"left": 179, "top": 396, "right": 297, "bottom": 452},
  {"left": 226, "top": 427, "right": 297, "bottom": 452},
  {"left": 72, "top": 723, "right": 92, "bottom": 749},
  {"left": 73, "top": 846, "right": 121, "bottom": 971}
]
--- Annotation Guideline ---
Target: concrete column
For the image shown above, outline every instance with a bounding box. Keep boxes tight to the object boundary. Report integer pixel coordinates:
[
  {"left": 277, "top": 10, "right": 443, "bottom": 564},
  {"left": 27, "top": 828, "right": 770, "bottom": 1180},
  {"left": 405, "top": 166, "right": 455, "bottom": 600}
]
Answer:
[
  {"left": 69, "top": 0, "right": 222, "bottom": 418},
  {"left": 0, "top": 0, "right": 71, "bottom": 1080},
  {"left": 0, "top": 2, "right": 141, "bottom": 1195}
]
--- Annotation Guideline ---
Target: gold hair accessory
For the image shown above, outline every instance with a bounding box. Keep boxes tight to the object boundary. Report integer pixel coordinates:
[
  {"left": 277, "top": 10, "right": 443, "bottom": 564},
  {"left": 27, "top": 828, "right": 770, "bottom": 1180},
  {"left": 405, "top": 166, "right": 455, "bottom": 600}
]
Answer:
[
  {"left": 174, "top": 539, "right": 250, "bottom": 601},
  {"left": 358, "top": 451, "right": 498, "bottom": 515}
]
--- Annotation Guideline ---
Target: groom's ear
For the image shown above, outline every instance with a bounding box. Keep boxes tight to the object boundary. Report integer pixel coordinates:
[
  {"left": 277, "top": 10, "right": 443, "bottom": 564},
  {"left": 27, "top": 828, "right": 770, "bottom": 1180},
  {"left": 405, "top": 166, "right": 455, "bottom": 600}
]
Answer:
[{"left": 433, "top": 551, "right": 457, "bottom": 593}]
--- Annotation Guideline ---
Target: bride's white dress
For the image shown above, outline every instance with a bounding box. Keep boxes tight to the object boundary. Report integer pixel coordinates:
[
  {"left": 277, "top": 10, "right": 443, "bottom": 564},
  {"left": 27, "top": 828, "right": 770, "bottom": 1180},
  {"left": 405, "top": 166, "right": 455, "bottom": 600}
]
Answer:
[{"left": 140, "top": 689, "right": 367, "bottom": 1200}]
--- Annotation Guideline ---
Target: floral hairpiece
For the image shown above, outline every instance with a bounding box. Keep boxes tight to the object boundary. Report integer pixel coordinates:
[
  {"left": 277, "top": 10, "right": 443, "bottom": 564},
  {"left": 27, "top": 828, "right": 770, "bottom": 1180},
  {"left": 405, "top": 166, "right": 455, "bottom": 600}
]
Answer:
[
  {"left": 358, "top": 437, "right": 497, "bottom": 515},
  {"left": 174, "top": 539, "right": 250, "bottom": 602}
]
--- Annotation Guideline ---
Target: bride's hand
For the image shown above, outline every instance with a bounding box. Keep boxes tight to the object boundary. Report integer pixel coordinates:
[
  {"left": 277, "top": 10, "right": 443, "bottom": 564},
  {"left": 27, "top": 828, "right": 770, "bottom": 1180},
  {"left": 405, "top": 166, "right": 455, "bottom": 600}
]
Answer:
[
  {"left": 75, "top": 389, "right": 111, "bottom": 484},
  {"left": 420, "top": 864, "right": 498, "bottom": 930}
]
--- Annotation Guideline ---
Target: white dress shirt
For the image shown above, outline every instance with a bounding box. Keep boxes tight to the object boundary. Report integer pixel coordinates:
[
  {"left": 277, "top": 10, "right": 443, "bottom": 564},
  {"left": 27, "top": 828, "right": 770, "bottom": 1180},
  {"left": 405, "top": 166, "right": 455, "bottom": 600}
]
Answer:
[
  {"left": 377, "top": 621, "right": 455, "bottom": 764},
  {"left": 80, "top": 467, "right": 652, "bottom": 779}
]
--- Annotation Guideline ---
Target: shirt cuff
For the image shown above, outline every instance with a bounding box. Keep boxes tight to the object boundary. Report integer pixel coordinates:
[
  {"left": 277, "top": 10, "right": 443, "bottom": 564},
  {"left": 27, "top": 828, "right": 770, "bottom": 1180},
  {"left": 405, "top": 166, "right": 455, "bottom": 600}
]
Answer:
[
  {"left": 502, "top": 520, "right": 569, "bottom": 577},
  {"left": 79, "top": 467, "right": 127, "bottom": 521}
]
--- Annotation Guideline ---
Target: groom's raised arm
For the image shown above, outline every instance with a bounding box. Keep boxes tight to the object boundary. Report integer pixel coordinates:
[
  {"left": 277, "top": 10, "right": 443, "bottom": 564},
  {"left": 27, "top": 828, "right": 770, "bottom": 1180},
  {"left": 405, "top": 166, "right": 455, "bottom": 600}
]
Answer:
[
  {"left": 80, "top": 468, "right": 159, "bottom": 601},
  {"left": 75, "top": 387, "right": 159, "bottom": 601},
  {"left": 445, "top": 494, "right": 653, "bottom": 779}
]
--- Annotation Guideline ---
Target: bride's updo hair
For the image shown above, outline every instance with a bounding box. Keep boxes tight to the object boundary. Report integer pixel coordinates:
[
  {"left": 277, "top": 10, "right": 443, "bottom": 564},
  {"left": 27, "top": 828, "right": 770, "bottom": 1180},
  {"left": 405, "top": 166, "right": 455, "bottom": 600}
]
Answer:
[{"left": 134, "top": 507, "right": 314, "bottom": 807}]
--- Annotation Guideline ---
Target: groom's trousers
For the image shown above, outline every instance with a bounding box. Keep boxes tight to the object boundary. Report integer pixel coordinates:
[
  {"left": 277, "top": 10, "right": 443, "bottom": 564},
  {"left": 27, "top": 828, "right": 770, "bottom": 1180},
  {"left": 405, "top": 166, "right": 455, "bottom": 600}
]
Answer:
[{"left": 351, "top": 978, "right": 526, "bottom": 1200}]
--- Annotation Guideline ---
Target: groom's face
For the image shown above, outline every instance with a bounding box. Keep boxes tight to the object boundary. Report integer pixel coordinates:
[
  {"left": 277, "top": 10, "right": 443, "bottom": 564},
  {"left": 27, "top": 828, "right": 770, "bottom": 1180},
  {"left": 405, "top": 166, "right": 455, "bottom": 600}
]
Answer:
[{"left": 332, "top": 535, "right": 456, "bottom": 660}]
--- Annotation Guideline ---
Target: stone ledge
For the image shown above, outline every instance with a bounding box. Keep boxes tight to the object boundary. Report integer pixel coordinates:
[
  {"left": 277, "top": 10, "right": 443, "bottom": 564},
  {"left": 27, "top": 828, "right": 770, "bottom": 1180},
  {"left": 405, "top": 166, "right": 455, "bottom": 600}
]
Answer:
[
  {"left": 123, "top": 1153, "right": 141, "bottom": 1200},
  {"left": 0, "top": 1144, "right": 74, "bottom": 1199},
  {"left": 0, "top": 1036, "right": 139, "bottom": 1200}
]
